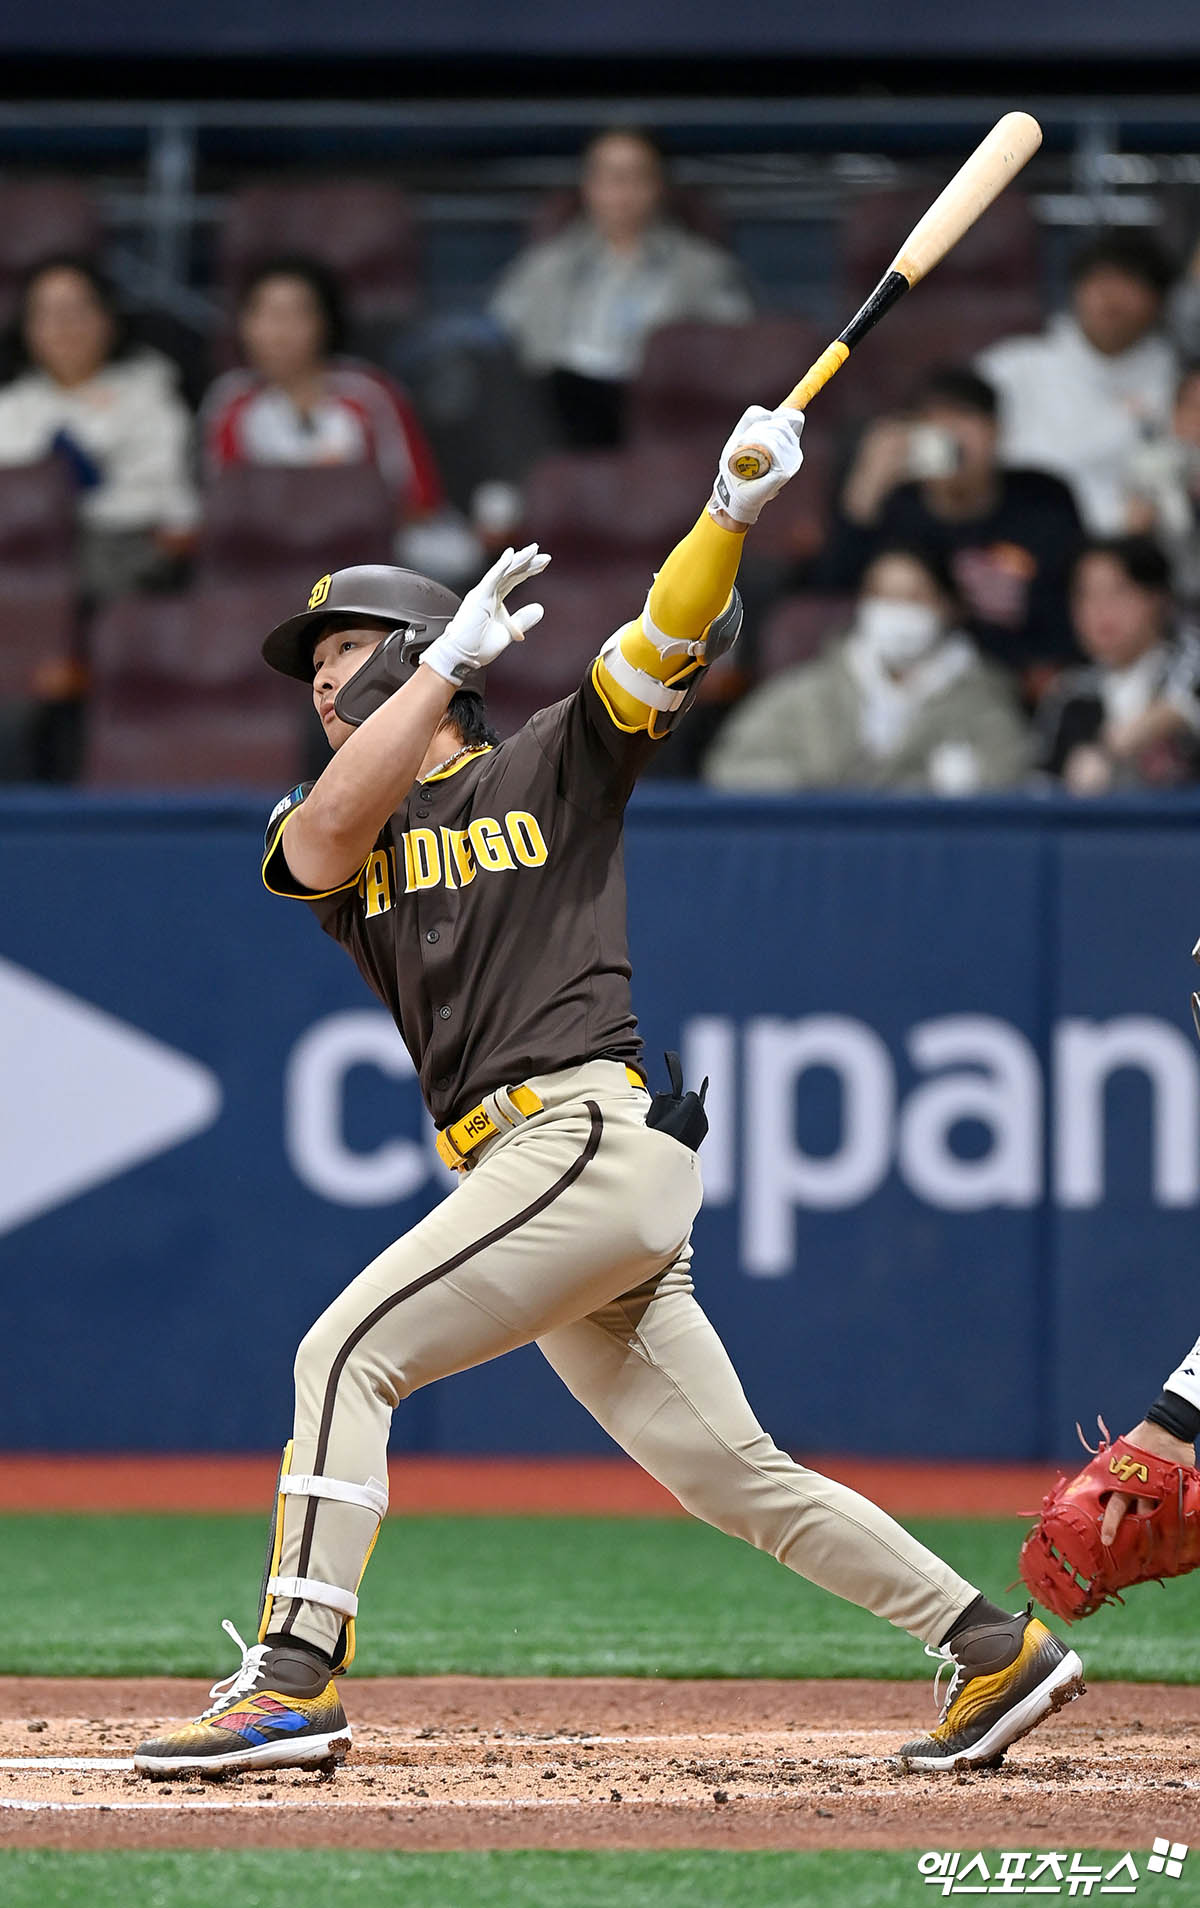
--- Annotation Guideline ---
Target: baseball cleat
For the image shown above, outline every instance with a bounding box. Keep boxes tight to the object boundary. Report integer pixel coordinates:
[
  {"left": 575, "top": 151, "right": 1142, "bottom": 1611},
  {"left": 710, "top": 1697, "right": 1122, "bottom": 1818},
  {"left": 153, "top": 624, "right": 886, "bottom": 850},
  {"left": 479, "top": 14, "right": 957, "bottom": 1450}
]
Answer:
[
  {"left": 134, "top": 1619, "right": 351, "bottom": 1778},
  {"left": 896, "top": 1607, "right": 1084, "bottom": 1771}
]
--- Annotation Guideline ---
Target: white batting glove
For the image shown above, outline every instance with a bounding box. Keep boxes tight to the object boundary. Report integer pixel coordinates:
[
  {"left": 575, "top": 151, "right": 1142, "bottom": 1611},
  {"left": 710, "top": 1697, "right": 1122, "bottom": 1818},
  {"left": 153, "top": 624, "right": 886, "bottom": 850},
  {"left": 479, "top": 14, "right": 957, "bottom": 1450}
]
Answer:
[
  {"left": 419, "top": 543, "right": 550, "bottom": 686},
  {"left": 711, "top": 405, "right": 805, "bottom": 525}
]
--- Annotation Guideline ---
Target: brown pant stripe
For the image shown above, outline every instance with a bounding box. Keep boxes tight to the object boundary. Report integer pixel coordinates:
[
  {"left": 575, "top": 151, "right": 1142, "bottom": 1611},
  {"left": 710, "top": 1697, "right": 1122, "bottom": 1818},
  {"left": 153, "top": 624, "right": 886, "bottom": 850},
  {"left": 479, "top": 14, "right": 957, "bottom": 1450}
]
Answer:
[{"left": 277, "top": 1102, "right": 605, "bottom": 1637}]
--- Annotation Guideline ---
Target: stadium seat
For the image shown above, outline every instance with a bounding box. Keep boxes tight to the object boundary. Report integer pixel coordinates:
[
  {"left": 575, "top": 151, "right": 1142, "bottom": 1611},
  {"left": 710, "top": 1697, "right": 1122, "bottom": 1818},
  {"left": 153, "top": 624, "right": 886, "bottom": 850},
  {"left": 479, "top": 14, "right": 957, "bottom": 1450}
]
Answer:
[
  {"left": 0, "top": 583, "right": 80, "bottom": 698},
  {"left": 0, "top": 180, "right": 102, "bottom": 323},
  {"left": 524, "top": 428, "right": 834, "bottom": 569},
  {"left": 757, "top": 593, "right": 856, "bottom": 677},
  {"left": 196, "top": 463, "right": 396, "bottom": 589},
  {"left": 628, "top": 318, "right": 831, "bottom": 446},
  {"left": 841, "top": 185, "right": 1040, "bottom": 307},
  {"left": 0, "top": 456, "right": 77, "bottom": 584},
  {"left": 85, "top": 585, "right": 307, "bottom": 789},
  {"left": 521, "top": 443, "right": 713, "bottom": 560},
  {"left": 219, "top": 179, "right": 423, "bottom": 322},
  {"left": 835, "top": 288, "right": 1045, "bottom": 417}
]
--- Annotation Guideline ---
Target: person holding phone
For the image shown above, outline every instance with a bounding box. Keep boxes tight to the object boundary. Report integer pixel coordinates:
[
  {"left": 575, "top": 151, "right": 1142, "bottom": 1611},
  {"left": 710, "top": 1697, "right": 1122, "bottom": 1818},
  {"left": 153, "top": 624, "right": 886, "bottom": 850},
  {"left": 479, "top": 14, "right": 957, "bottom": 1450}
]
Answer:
[{"left": 814, "top": 366, "right": 1083, "bottom": 682}]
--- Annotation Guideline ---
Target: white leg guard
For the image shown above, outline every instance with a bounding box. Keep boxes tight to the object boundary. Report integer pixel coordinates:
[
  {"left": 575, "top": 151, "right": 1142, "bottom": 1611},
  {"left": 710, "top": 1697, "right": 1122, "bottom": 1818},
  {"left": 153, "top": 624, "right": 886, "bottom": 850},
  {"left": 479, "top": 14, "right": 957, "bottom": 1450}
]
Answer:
[{"left": 257, "top": 1443, "right": 388, "bottom": 1669}]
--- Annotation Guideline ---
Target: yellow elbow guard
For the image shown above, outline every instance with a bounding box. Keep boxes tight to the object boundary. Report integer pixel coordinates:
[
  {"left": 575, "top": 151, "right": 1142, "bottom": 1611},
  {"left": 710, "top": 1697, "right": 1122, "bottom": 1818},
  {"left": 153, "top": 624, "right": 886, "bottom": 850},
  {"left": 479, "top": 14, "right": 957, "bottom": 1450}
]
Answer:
[{"left": 595, "top": 589, "right": 743, "bottom": 736}]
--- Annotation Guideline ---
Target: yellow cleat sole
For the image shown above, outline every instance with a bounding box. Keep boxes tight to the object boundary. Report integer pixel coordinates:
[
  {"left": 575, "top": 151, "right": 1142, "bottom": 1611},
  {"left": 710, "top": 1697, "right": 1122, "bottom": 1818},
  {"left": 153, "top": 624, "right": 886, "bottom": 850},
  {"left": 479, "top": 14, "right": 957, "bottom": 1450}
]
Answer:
[{"left": 898, "top": 1650, "right": 1085, "bottom": 1771}]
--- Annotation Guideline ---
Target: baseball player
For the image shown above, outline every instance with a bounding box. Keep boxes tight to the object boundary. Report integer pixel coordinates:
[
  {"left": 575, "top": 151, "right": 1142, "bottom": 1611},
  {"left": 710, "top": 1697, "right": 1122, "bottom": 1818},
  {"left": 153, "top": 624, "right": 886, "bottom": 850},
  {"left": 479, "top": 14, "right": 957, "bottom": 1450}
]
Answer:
[{"left": 136, "top": 402, "right": 1083, "bottom": 1779}]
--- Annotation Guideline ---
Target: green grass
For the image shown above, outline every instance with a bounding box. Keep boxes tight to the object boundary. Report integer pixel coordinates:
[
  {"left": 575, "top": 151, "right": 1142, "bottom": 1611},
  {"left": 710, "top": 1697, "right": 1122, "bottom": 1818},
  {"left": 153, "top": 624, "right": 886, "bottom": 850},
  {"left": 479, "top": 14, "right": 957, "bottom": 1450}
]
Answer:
[
  {"left": 6, "top": 1852, "right": 1199, "bottom": 1908},
  {"left": 2, "top": 1513, "right": 1192, "bottom": 1682}
]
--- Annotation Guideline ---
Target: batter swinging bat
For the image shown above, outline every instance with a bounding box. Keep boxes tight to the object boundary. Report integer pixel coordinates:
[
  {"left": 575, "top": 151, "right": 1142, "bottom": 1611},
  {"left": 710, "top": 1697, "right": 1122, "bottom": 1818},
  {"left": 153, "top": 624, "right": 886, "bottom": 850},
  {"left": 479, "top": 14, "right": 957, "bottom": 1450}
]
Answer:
[{"left": 728, "top": 111, "right": 1043, "bottom": 482}]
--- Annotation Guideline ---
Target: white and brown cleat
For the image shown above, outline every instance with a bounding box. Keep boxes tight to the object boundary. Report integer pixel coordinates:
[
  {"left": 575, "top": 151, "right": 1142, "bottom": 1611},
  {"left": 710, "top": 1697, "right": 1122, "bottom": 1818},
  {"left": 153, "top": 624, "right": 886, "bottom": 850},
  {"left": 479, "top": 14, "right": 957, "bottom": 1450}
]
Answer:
[{"left": 897, "top": 1607, "right": 1084, "bottom": 1771}]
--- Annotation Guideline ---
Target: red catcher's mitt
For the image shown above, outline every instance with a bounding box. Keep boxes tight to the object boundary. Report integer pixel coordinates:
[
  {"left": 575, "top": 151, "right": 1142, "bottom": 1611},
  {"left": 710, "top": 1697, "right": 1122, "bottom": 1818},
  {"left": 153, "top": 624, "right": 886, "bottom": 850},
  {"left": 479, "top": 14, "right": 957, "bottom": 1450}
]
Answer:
[{"left": 1019, "top": 1424, "right": 1200, "bottom": 1622}]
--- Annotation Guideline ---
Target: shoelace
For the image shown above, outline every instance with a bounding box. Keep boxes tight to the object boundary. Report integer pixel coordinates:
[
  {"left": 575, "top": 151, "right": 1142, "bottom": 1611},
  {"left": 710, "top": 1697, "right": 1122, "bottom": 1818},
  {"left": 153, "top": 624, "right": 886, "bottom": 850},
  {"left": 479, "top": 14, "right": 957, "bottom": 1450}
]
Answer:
[
  {"left": 199, "top": 1619, "right": 270, "bottom": 1719},
  {"left": 923, "top": 1642, "right": 965, "bottom": 1719}
]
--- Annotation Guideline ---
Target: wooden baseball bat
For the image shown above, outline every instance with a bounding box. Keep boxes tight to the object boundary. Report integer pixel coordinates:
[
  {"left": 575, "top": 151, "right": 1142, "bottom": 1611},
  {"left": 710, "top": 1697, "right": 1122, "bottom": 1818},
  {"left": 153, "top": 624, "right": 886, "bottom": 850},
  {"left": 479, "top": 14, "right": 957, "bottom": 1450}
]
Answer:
[{"left": 727, "top": 111, "right": 1044, "bottom": 482}]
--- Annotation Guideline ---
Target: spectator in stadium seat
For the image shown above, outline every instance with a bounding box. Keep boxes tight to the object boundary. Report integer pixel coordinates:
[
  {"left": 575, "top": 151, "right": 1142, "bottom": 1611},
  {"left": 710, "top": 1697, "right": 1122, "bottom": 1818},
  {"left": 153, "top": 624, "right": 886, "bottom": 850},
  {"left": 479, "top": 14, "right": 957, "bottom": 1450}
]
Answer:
[
  {"left": 1037, "top": 534, "right": 1200, "bottom": 792},
  {"left": 703, "top": 545, "right": 1030, "bottom": 794},
  {"left": 201, "top": 256, "right": 478, "bottom": 583},
  {"left": 817, "top": 365, "right": 1083, "bottom": 679},
  {"left": 1124, "top": 362, "right": 1200, "bottom": 609},
  {"left": 977, "top": 230, "right": 1178, "bottom": 536},
  {"left": 0, "top": 254, "right": 198, "bottom": 600},
  {"left": 489, "top": 126, "right": 753, "bottom": 450}
]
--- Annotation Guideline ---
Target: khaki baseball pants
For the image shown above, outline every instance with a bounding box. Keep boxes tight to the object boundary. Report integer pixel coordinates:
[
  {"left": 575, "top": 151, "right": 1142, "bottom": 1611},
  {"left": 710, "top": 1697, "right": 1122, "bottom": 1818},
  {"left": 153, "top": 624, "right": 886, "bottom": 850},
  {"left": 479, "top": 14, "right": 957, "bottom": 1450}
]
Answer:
[{"left": 267, "top": 1061, "right": 976, "bottom": 1661}]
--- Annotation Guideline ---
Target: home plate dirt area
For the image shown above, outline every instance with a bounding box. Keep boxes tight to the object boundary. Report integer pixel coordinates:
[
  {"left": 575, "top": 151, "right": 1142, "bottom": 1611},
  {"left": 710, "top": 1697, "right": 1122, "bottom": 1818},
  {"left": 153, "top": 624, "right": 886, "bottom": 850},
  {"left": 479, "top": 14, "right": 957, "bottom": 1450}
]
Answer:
[{"left": 0, "top": 1677, "right": 1196, "bottom": 1852}]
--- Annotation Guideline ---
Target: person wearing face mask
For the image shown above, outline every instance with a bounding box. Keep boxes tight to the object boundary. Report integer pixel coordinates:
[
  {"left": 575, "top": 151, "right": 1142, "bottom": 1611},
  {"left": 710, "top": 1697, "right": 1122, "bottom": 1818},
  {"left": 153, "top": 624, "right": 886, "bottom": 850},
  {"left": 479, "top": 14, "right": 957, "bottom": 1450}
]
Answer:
[
  {"left": 1036, "top": 535, "right": 1200, "bottom": 792},
  {"left": 817, "top": 366, "right": 1083, "bottom": 679},
  {"left": 703, "top": 545, "right": 1031, "bottom": 793}
]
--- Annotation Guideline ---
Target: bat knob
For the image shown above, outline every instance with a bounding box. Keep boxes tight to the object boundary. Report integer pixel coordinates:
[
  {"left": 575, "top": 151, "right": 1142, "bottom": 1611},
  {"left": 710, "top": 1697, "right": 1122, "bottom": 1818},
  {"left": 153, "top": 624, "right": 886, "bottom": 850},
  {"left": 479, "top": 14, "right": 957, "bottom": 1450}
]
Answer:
[{"left": 727, "top": 442, "right": 775, "bottom": 482}]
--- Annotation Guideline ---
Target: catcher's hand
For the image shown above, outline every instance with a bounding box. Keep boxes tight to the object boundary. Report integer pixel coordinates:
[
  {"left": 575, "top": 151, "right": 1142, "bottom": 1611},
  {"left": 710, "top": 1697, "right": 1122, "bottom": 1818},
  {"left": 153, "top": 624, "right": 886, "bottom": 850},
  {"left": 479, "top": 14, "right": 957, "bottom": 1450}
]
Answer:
[
  {"left": 1019, "top": 1419, "right": 1200, "bottom": 1622},
  {"left": 1100, "top": 1418, "right": 1195, "bottom": 1544}
]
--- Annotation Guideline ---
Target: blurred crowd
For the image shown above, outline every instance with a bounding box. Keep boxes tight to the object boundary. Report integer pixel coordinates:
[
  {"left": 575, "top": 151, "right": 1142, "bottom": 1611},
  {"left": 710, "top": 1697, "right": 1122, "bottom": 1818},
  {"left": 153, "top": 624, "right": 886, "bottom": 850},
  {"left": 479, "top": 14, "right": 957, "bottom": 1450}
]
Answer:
[{"left": 3, "top": 125, "right": 1200, "bottom": 794}]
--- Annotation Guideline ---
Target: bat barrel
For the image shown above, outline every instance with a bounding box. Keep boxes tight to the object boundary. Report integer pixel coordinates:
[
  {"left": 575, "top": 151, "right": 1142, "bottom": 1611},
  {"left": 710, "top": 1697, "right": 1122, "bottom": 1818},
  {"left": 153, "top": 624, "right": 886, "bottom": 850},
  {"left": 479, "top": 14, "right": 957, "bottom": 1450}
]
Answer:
[{"left": 726, "top": 112, "right": 1043, "bottom": 484}]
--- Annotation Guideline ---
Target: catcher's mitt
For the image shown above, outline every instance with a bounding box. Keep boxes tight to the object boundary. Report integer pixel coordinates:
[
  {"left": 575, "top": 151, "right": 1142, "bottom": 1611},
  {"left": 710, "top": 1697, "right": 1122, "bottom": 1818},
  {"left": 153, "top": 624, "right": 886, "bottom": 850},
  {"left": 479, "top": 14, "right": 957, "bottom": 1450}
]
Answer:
[{"left": 1019, "top": 1422, "right": 1200, "bottom": 1621}]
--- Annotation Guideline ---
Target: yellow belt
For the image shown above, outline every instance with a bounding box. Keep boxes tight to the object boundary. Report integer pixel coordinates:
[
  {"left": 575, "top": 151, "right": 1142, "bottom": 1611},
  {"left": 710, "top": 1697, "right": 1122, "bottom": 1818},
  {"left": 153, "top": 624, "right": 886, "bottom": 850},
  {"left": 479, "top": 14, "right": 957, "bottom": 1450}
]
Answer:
[{"left": 436, "top": 1066, "right": 646, "bottom": 1173}]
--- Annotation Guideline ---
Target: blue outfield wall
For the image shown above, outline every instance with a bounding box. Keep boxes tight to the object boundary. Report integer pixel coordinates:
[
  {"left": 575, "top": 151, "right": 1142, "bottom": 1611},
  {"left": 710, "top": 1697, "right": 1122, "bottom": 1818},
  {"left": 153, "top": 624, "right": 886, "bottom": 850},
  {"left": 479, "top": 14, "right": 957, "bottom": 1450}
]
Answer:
[{"left": 1, "top": 787, "right": 1198, "bottom": 1462}]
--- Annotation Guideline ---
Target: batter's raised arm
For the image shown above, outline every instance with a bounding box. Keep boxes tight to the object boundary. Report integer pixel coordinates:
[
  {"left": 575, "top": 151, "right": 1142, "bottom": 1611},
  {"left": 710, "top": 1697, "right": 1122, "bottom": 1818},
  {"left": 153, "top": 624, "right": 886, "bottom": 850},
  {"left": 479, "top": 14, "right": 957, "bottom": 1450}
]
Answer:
[
  {"left": 280, "top": 545, "right": 548, "bottom": 892},
  {"left": 591, "top": 405, "right": 804, "bottom": 735}
]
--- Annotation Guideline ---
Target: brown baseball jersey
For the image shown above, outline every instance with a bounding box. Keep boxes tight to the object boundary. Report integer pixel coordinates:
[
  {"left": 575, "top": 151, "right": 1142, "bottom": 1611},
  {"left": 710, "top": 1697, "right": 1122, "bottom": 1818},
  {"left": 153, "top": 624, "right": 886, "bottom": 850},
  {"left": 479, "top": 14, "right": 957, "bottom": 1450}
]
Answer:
[{"left": 262, "top": 670, "right": 658, "bottom": 1129}]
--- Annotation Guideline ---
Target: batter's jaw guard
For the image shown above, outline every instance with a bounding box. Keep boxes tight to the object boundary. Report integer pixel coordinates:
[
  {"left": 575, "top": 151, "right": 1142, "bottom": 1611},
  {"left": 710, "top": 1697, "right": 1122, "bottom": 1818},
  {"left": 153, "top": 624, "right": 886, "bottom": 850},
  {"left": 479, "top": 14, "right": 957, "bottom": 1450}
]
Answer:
[
  {"left": 599, "top": 588, "right": 744, "bottom": 740},
  {"left": 256, "top": 1441, "right": 389, "bottom": 1673},
  {"left": 332, "top": 628, "right": 486, "bottom": 727}
]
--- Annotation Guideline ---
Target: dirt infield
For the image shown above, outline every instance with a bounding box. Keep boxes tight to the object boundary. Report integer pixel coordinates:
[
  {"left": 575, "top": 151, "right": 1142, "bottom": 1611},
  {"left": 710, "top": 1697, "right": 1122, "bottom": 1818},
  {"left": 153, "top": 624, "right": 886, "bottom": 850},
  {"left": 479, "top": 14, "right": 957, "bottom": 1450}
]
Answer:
[{"left": 1, "top": 1677, "right": 1195, "bottom": 1851}]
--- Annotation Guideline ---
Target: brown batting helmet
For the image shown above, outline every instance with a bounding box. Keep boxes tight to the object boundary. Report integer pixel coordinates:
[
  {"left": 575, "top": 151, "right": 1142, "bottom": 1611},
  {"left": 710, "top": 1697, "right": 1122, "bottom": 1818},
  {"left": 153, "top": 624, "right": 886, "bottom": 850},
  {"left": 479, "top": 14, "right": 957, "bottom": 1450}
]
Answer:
[{"left": 261, "top": 564, "right": 463, "bottom": 681}]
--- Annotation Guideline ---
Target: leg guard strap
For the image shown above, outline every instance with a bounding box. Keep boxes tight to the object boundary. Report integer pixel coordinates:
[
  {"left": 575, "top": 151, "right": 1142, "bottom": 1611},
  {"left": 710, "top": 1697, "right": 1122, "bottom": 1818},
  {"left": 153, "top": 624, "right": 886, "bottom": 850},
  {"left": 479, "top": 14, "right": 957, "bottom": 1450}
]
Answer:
[
  {"left": 259, "top": 1449, "right": 388, "bottom": 1669},
  {"left": 279, "top": 1473, "right": 389, "bottom": 1517},
  {"left": 267, "top": 1575, "right": 358, "bottom": 1620}
]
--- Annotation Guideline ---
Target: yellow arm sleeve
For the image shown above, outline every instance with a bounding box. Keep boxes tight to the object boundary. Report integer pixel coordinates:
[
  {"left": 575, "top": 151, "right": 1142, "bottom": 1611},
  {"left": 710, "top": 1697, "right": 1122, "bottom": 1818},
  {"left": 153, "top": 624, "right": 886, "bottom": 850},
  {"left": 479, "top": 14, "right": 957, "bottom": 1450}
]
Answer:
[{"left": 593, "top": 510, "right": 746, "bottom": 732}]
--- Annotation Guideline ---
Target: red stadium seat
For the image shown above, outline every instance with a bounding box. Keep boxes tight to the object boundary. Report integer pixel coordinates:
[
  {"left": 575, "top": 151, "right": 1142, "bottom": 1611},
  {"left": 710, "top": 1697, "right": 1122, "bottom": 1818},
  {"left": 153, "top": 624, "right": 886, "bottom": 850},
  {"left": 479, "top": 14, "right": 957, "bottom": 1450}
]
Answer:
[
  {"left": 0, "top": 583, "right": 80, "bottom": 699},
  {"left": 629, "top": 318, "right": 830, "bottom": 446},
  {"left": 219, "top": 179, "right": 423, "bottom": 322},
  {"left": 758, "top": 593, "right": 856, "bottom": 678},
  {"left": 0, "top": 457, "right": 77, "bottom": 583},
  {"left": 0, "top": 181, "right": 102, "bottom": 323},
  {"left": 523, "top": 429, "right": 833, "bottom": 569},
  {"left": 841, "top": 186, "right": 1039, "bottom": 307},
  {"left": 521, "top": 443, "right": 713, "bottom": 560},
  {"left": 835, "top": 289, "right": 1045, "bottom": 418},
  {"left": 196, "top": 464, "right": 396, "bottom": 589},
  {"left": 85, "top": 585, "right": 307, "bottom": 789}
]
